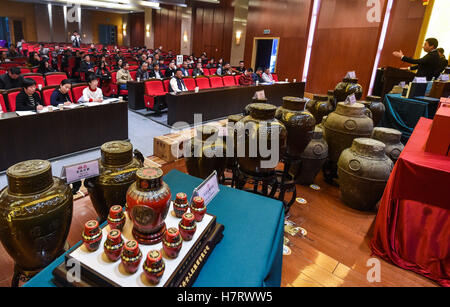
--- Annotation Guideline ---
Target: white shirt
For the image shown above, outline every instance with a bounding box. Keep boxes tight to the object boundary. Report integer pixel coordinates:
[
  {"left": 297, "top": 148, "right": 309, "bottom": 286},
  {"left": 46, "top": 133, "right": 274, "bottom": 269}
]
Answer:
[
  {"left": 79, "top": 87, "right": 103, "bottom": 103},
  {"left": 262, "top": 73, "right": 274, "bottom": 83},
  {"left": 170, "top": 77, "right": 188, "bottom": 93}
]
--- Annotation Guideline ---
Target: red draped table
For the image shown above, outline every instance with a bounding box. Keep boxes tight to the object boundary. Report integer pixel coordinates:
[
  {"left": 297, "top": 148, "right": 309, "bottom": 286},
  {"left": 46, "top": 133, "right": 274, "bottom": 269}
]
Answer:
[{"left": 371, "top": 118, "right": 450, "bottom": 286}]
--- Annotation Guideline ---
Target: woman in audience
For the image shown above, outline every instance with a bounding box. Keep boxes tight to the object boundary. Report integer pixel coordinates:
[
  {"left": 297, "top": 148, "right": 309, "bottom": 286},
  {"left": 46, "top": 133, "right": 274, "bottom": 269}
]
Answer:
[
  {"left": 28, "top": 52, "right": 41, "bottom": 67},
  {"left": 79, "top": 75, "right": 103, "bottom": 103},
  {"left": 95, "top": 61, "right": 113, "bottom": 97},
  {"left": 38, "top": 59, "right": 56, "bottom": 74},
  {"left": 50, "top": 79, "right": 73, "bottom": 106},
  {"left": 116, "top": 62, "right": 133, "bottom": 91},
  {"left": 113, "top": 58, "right": 123, "bottom": 71},
  {"left": 15, "top": 78, "right": 44, "bottom": 111},
  {"left": 0, "top": 51, "right": 8, "bottom": 64}
]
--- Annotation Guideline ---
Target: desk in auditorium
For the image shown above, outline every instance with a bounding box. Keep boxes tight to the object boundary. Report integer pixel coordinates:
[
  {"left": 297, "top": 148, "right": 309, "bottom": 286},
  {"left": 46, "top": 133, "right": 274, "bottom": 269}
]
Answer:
[
  {"left": 165, "top": 82, "right": 305, "bottom": 125},
  {"left": 0, "top": 102, "right": 128, "bottom": 172}
]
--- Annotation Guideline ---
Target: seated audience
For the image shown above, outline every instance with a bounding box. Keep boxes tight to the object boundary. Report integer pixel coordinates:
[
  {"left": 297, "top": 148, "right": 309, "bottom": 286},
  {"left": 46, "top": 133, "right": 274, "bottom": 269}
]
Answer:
[
  {"left": 253, "top": 67, "right": 264, "bottom": 83},
  {"left": 237, "top": 61, "right": 246, "bottom": 73},
  {"left": 28, "top": 52, "right": 41, "bottom": 67},
  {"left": 38, "top": 59, "right": 56, "bottom": 74},
  {"left": 181, "top": 61, "right": 190, "bottom": 77},
  {"left": 206, "top": 58, "right": 216, "bottom": 69},
  {"left": 149, "top": 64, "right": 163, "bottom": 79},
  {"left": 15, "top": 78, "right": 43, "bottom": 111},
  {"left": 136, "top": 62, "right": 151, "bottom": 81},
  {"left": 95, "top": 61, "right": 113, "bottom": 97},
  {"left": 116, "top": 62, "right": 133, "bottom": 91},
  {"left": 7, "top": 45, "right": 20, "bottom": 58},
  {"left": 89, "top": 44, "right": 97, "bottom": 53},
  {"left": 437, "top": 48, "right": 448, "bottom": 74},
  {"left": 113, "top": 58, "right": 123, "bottom": 71},
  {"left": 192, "top": 62, "right": 205, "bottom": 77},
  {"left": 165, "top": 62, "right": 177, "bottom": 78},
  {"left": 217, "top": 63, "right": 232, "bottom": 76},
  {"left": 262, "top": 68, "right": 274, "bottom": 83},
  {"left": 239, "top": 68, "right": 254, "bottom": 86},
  {"left": 79, "top": 75, "right": 103, "bottom": 103},
  {"left": 50, "top": 79, "right": 73, "bottom": 106},
  {"left": 0, "top": 51, "right": 8, "bottom": 64},
  {"left": 80, "top": 55, "right": 95, "bottom": 80},
  {"left": 0, "top": 67, "right": 24, "bottom": 90},
  {"left": 187, "top": 55, "right": 195, "bottom": 68},
  {"left": 159, "top": 59, "right": 167, "bottom": 70},
  {"left": 169, "top": 69, "right": 188, "bottom": 93}
]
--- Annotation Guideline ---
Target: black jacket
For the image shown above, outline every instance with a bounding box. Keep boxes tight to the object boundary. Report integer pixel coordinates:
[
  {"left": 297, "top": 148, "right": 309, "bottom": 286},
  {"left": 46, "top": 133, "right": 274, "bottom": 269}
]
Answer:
[
  {"left": 192, "top": 68, "right": 204, "bottom": 77},
  {"left": 50, "top": 89, "right": 72, "bottom": 107},
  {"left": 439, "top": 57, "right": 448, "bottom": 74},
  {"left": 95, "top": 67, "right": 111, "bottom": 80},
  {"left": 136, "top": 68, "right": 150, "bottom": 81},
  {"left": 0, "top": 74, "right": 24, "bottom": 90},
  {"left": 402, "top": 49, "right": 442, "bottom": 80},
  {"left": 15, "top": 91, "right": 42, "bottom": 111},
  {"left": 149, "top": 69, "right": 163, "bottom": 79},
  {"left": 164, "top": 68, "right": 177, "bottom": 78}
]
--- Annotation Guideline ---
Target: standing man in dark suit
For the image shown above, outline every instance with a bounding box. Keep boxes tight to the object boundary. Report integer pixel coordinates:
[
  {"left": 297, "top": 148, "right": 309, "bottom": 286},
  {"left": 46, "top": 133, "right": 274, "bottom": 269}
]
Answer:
[{"left": 393, "top": 38, "right": 441, "bottom": 81}]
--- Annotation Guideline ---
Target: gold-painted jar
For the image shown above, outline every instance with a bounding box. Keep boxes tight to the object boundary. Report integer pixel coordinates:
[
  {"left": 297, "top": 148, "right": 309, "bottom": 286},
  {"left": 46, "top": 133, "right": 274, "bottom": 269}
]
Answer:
[
  {"left": 0, "top": 160, "right": 73, "bottom": 279},
  {"left": 85, "top": 141, "right": 144, "bottom": 221}
]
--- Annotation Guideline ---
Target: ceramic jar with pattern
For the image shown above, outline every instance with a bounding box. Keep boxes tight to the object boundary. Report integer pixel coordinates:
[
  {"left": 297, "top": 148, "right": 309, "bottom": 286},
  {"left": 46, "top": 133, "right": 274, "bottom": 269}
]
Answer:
[
  {"left": 162, "top": 227, "right": 183, "bottom": 259},
  {"left": 305, "top": 94, "right": 333, "bottom": 126},
  {"left": 143, "top": 250, "right": 165, "bottom": 284},
  {"left": 334, "top": 78, "right": 363, "bottom": 102},
  {"left": 104, "top": 229, "right": 124, "bottom": 262},
  {"left": 372, "top": 127, "right": 404, "bottom": 163},
  {"left": 361, "top": 95, "right": 385, "bottom": 127},
  {"left": 337, "top": 138, "right": 393, "bottom": 211},
  {"left": 121, "top": 240, "right": 142, "bottom": 274}
]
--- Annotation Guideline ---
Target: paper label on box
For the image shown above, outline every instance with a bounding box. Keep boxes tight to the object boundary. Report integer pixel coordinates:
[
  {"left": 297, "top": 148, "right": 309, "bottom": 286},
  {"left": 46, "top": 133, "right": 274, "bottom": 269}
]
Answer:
[
  {"left": 413, "top": 77, "right": 427, "bottom": 83},
  {"left": 399, "top": 81, "right": 406, "bottom": 88},
  {"left": 439, "top": 74, "right": 449, "bottom": 81},
  {"left": 345, "top": 94, "right": 357, "bottom": 105},
  {"left": 253, "top": 90, "right": 266, "bottom": 100},
  {"left": 345, "top": 71, "right": 356, "bottom": 79},
  {"left": 62, "top": 160, "right": 100, "bottom": 183}
]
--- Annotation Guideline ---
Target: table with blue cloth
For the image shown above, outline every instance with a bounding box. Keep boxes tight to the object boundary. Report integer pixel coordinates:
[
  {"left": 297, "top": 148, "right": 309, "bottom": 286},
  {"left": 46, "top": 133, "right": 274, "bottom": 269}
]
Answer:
[
  {"left": 381, "top": 94, "right": 439, "bottom": 143},
  {"left": 23, "top": 170, "right": 285, "bottom": 287}
]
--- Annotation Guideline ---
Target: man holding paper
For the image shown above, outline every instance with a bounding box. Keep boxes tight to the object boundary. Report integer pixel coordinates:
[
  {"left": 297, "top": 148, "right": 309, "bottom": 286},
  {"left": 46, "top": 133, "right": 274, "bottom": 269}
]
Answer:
[{"left": 393, "top": 38, "right": 441, "bottom": 81}]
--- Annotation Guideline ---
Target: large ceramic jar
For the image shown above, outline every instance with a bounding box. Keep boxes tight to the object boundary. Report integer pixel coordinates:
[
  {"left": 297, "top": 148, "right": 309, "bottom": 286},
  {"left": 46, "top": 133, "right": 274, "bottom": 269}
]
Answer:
[
  {"left": 334, "top": 78, "right": 363, "bottom": 102},
  {"left": 323, "top": 102, "right": 374, "bottom": 165},
  {"left": 305, "top": 94, "right": 333, "bottom": 125},
  {"left": 372, "top": 127, "right": 404, "bottom": 164},
  {"left": 185, "top": 125, "right": 227, "bottom": 179},
  {"left": 338, "top": 138, "right": 393, "bottom": 211},
  {"left": 85, "top": 141, "right": 143, "bottom": 222},
  {"left": 360, "top": 95, "right": 385, "bottom": 127},
  {"left": 236, "top": 103, "right": 287, "bottom": 176},
  {"left": 0, "top": 160, "right": 73, "bottom": 278},
  {"left": 225, "top": 114, "right": 244, "bottom": 170},
  {"left": 296, "top": 127, "right": 329, "bottom": 185},
  {"left": 244, "top": 98, "right": 267, "bottom": 116},
  {"left": 275, "top": 96, "right": 315, "bottom": 158},
  {"left": 126, "top": 167, "right": 171, "bottom": 245},
  {"left": 327, "top": 90, "right": 337, "bottom": 109}
]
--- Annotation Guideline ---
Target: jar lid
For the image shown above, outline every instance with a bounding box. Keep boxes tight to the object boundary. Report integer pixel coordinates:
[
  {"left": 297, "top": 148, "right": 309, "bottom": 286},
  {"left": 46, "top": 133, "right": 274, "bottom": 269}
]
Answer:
[
  {"left": 101, "top": 141, "right": 133, "bottom": 167},
  {"left": 351, "top": 138, "right": 386, "bottom": 158},
  {"left": 192, "top": 196, "right": 205, "bottom": 208},
  {"left": 372, "top": 127, "right": 402, "bottom": 144},
  {"left": 182, "top": 212, "right": 195, "bottom": 225},
  {"left": 146, "top": 250, "right": 162, "bottom": 264},
  {"left": 84, "top": 220, "right": 99, "bottom": 232},
  {"left": 110, "top": 205, "right": 123, "bottom": 215},
  {"left": 335, "top": 102, "right": 366, "bottom": 117},
  {"left": 365, "top": 95, "right": 382, "bottom": 102},
  {"left": 6, "top": 160, "right": 53, "bottom": 195},
  {"left": 227, "top": 114, "right": 243, "bottom": 124},
  {"left": 125, "top": 240, "right": 139, "bottom": 253},
  {"left": 313, "top": 94, "right": 328, "bottom": 101},
  {"left": 176, "top": 192, "right": 188, "bottom": 203},
  {"left": 282, "top": 96, "right": 307, "bottom": 111},
  {"left": 107, "top": 229, "right": 121, "bottom": 241},
  {"left": 312, "top": 126, "right": 323, "bottom": 139},
  {"left": 248, "top": 103, "right": 277, "bottom": 120},
  {"left": 342, "top": 77, "right": 358, "bottom": 83},
  {"left": 165, "top": 227, "right": 180, "bottom": 240},
  {"left": 136, "top": 167, "right": 163, "bottom": 191}
]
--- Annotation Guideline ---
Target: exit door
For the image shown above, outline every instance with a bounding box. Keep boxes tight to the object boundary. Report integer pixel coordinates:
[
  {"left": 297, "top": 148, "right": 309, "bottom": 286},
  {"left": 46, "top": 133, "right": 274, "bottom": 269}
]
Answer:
[{"left": 252, "top": 37, "right": 280, "bottom": 72}]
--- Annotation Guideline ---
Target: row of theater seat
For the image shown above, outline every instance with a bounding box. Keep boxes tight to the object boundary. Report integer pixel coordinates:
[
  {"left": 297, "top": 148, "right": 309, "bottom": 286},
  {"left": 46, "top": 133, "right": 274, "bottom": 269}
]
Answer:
[
  {"left": 143, "top": 74, "right": 279, "bottom": 109},
  {"left": 0, "top": 83, "right": 88, "bottom": 112}
]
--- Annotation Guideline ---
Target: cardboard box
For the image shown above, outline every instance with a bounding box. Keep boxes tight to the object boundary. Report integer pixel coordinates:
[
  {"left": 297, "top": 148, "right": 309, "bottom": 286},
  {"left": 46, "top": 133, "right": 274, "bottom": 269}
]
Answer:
[
  {"left": 428, "top": 81, "right": 450, "bottom": 99},
  {"left": 153, "top": 136, "right": 184, "bottom": 163},
  {"left": 425, "top": 104, "right": 450, "bottom": 156}
]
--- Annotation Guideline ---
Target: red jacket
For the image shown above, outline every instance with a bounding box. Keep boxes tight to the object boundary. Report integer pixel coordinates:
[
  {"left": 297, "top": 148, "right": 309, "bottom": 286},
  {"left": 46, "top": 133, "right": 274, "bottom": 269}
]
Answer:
[{"left": 239, "top": 74, "right": 254, "bottom": 86}]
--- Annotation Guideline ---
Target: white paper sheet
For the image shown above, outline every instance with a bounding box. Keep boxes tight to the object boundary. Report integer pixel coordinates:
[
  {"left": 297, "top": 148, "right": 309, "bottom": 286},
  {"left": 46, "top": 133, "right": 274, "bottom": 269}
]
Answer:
[{"left": 16, "top": 111, "right": 36, "bottom": 116}]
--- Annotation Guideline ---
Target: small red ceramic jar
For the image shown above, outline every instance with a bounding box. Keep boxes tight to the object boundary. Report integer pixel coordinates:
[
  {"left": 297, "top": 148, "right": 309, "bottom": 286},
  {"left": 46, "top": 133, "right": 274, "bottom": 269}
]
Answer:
[
  {"left": 190, "top": 196, "right": 207, "bottom": 222},
  {"left": 121, "top": 240, "right": 142, "bottom": 274},
  {"left": 173, "top": 192, "right": 189, "bottom": 218},
  {"left": 82, "top": 220, "right": 103, "bottom": 252},
  {"left": 104, "top": 229, "right": 124, "bottom": 262},
  {"left": 178, "top": 212, "right": 197, "bottom": 241},
  {"left": 143, "top": 250, "right": 165, "bottom": 284},
  {"left": 162, "top": 227, "right": 183, "bottom": 258},
  {"left": 107, "top": 205, "right": 126, "bottom": 231}
]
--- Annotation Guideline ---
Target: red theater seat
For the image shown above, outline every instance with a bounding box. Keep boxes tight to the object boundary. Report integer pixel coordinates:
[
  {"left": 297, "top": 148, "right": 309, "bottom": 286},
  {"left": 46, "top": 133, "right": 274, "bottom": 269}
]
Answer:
[
  {"left": 23, "top": 73, "right": 45, "bottom": 89},
  {"left": 209, "top": 68, "right": 217, "bottom": 75},
  {"left": 203, "top": 69, "right": 210, "bottom": 76},
  {"left": 183, "top": 77, "right": 196, "bottom": 91},
  {"left": 272, "top": 73, "right": 279, "bottom": 82},
  {"left": 163, "top": 79, "right": 171, "bottom": 92},
  {"left": 222, "top": 75, "right": 236, "bottom": 87},
  {"left": 234, "top": 75, "right": 241, "bottom": 85},
  {"left": 7, "top": 89, "right": 41, "bottom": 112},
  {"left": 18, "top": 67, "right": 32, "bottom": 74},
  {"left": 209, "top": 76, "right": 224, "bottom": 88},
  {"left": 71, "top": 83, "right": 88, "bottom": 102},
  {"left": 0, "top": 92, "right": 7, "bottom": 112},
  {"left": 144, "top": 80, "right": 166, "bottom": 109},
  {"left": 188, "top": 69, "right": 193, "bottom": 76},
  {"left": 41, "top": 86, "right": 57, "bottom": 106},
  {"left": 130, "top": 70, "right": 137, "bottom": 80},
  {"left": 45, "top": 72, "right": 68, "bottom": 86},
  {"left": 195, "top": 77, "right": 211, "bottom": 89}
]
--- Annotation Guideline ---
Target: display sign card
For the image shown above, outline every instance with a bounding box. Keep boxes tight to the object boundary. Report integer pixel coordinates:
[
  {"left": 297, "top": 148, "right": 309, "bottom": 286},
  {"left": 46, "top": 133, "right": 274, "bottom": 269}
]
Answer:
[
  {"left": 345, "top": 71, "right": 356, "bottom": 79},
  {"left": 345, "top": 94, "right": 357, "bottom": 105},
  {"left": 253, "top": 90, "right": 266, "bottom": 100},
  {"left": 192, "top": 171, "right": 220, "bottom": 206},
  {"left": 399, "top": 81, "right": 406, "bottom": 88},
  {"left": 176, "top": 55, "right": 184, "bottom": 66},
  {"left": 413, "top": 77, "right": 427, "bottom": 83},
  {"left": 439, "top": 74, "right": 449, "bottom": 81},
  {"left": 61, "top": 159, "right": 100, "bottom": 184}
]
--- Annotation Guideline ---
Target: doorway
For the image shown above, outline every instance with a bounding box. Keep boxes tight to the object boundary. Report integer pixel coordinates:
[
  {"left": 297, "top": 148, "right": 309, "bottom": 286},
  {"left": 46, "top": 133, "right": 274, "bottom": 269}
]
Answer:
[
  {"left": 0, "top": 17, "right": 11, "bottom": 48},
  {"left": 251, "top": 37, "right": 280, "bottom": 72},
  {"left": 99, "top": 25, "right": 117, "bottom": 45}
]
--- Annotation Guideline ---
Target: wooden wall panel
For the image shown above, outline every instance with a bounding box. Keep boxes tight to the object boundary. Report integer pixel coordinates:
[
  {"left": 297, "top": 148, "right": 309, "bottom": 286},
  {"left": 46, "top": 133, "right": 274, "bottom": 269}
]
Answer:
[
  {"left": 192, "top": 0, "right": 234, "bottom": 61},
  {"left": 244, "top": 0, "right": 313, "bottom": 81},
  {"left": 152, "top": 6, "right": 182, "bottom": 53},
  {"left": 130, "top": 13, "right": 145, "bottom": 47},
  {"left": 305, "top": 0, "right": 386, "bottom": 96},
  {"left": 378, "top": 0, "right": 426, "bottom": 68}
]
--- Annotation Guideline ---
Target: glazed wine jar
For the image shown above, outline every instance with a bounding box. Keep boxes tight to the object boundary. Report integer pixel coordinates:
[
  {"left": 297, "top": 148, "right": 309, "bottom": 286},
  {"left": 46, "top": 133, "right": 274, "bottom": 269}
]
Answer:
[
  {"left": 0, "top": 160, "right": 73, "bottom": 278},
  {"left": 361, "top": 95, "right": 385, "bottom": 127},
  {"left": 104, "top": 229, "right": 124, "bottom": 262},
  {"left": 82, "top": 220, "right": 102, "bottom": 252},
  {"left": 126, "top": 167, "right": 171, "bottom": 245},
  {"left": 305, "top": 94, "right": 333, "bottom": 126},
  {"left": 337, "top": 138, "right": 393, "bottom": 211},
  {"left": 162, "top": 227, "right": 183, "bottom": 259},
  {"left": 85, "top": 141, "right": 143, "bottom": 222},
  {"left": 121, "top": 240, "right": 142, "bottom": 274},
  {"left": 143, "top": 250, "right": 165, "bottom": 284},
  {"left": 372, "top": 127, "right": 404, "bottom": 163},
  {"left": 334, "top": 78, "right": 363, "bottom": 102},
  {"left": 275, "top": 96, "right": 316, "bottom": 159},
  {"left": 107, "top": 205, "right": 126, "bottom": 231},
  {"left": 179, "top": 212, "right": 197, "bottom": 241},
  {"left": 173, "top": 192, "right": 189, "bottom": 218}
]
